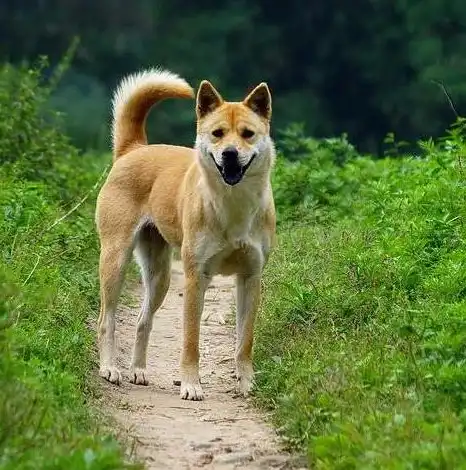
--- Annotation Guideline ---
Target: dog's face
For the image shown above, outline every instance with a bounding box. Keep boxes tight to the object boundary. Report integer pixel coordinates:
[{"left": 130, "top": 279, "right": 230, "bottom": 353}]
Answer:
[{"left": 195, "top": 81, "right": 274, "bottom": 186}]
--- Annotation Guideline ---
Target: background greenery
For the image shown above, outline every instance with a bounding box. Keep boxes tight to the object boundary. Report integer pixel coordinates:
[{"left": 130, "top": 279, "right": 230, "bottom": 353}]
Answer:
[{"left": 1, "top": 0, "right": 466, "bottom": 153}]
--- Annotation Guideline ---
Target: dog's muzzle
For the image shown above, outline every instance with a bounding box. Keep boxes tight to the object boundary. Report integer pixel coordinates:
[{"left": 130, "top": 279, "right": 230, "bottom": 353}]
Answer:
[{"left": 210, "top": 147, "right": 257, "bottom": 186}]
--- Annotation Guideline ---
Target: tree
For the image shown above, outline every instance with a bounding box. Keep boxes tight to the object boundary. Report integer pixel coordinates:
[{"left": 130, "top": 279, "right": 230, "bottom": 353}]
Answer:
[{"left": 1, "top": 0, "right": 465, "bottom": 154}]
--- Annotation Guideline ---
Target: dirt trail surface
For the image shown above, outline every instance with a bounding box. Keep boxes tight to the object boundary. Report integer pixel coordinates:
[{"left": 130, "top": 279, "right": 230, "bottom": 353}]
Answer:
[{"left": 99, "top": 260, "right": 305, "bottom": 469}]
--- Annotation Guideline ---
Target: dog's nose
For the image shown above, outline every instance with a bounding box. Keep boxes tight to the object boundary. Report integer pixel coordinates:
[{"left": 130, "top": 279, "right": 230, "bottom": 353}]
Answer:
[{"left": 221, "top": 146, "right": 239, "bottom": 161}]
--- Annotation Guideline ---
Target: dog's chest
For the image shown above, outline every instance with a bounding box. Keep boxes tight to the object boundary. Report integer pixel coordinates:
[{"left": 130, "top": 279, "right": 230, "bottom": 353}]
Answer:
[
  {"left": 223, "top": 214, "right": 253, "bottom": 246},
  {"left": 195, "top": 188, "right": 268, "bottom": 275},
  {"left": 195, "top": 223, "right": 263, "bottom": 277}
]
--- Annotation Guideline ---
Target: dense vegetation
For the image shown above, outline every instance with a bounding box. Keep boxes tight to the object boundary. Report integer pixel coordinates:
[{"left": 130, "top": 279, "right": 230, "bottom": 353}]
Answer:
[
  {"left": 2, "top": 17, "right": 466, "bottom": 464},
  {"left": 255, "top": 122, "right": 466, "bottom": 468},
  {"left": 1, "top": 1, "right": 466, "bottom": 153},
  {"left": 0, "top": 61, "right": 136, "bottom": 469}
]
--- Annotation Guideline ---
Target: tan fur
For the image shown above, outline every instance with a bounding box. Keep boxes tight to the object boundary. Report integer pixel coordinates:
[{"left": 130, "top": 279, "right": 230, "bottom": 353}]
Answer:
[{"left": 96, "top": 68, "right": 276, "bottom": 400}]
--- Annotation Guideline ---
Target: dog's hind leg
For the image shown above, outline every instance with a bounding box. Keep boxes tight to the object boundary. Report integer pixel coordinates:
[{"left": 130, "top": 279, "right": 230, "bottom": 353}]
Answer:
[
  {"left": 97, "top": 233, "right": 134, "bottom": 385},
  {"left": 130, "top": 224, "right": 171, "bottom": 385}
]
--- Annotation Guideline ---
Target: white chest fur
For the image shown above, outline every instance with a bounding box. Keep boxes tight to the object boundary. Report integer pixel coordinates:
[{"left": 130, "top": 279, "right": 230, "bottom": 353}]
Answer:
[{"left": 194, "top": 184, "right": 267, "bottom": 276}]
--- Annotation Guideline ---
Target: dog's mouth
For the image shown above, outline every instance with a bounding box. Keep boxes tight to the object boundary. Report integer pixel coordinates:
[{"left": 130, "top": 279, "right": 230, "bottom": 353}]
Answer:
[{"left": 209, "top": 153, "right": 257, "bottom": 186}]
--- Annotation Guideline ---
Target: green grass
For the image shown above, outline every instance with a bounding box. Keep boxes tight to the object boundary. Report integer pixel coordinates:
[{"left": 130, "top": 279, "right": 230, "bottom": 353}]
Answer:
[
  {"left": 0, "top": 59, "right": 137, "bottom": 469},
  {"left": 254, "top": 123, "right": 466, "bottom": 468},
  {"left": 0, "top": 159, "right": 139, "bottom": 469}
]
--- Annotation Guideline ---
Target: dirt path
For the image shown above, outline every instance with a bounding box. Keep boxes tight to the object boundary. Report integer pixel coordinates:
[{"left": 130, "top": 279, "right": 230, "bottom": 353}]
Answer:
[{"left": 100, "top": 260, "right": 305, "bottom": 469}]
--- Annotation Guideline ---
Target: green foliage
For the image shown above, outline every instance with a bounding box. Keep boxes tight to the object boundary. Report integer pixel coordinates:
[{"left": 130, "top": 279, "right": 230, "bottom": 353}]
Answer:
[
  {"left": 0, "top": 55, "right": 98, "bottom": 203},
  {"left": 256, "top": 120, "right": 466, "bottom": 468},
  {"left": 0, "top": 61, "right": 136, "bottom": 469},
  {"left": 273, "top": 125, "right": 361, "bottom": 224}
]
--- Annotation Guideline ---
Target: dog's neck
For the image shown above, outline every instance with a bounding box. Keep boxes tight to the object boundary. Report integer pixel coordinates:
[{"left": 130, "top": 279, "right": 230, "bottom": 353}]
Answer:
[{"left": 196, "top": 152, "right": 272, "bottom": 232}]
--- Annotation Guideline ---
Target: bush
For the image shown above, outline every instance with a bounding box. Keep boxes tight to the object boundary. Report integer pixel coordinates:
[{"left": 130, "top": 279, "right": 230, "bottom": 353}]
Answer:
[
  {"left": 273, "top": 124, "right": 362, "bottom": 225},
  {"left": 256, "top": 120, "right": 466, "bottom": 468},
  {"left": 0, "top": 61, "right": 136, "bottom": 469}
]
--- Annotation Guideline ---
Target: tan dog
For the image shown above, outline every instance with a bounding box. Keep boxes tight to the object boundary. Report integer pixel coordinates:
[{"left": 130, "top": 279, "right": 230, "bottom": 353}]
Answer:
[{"left": 95, "top": 68, "right": 276, "bottom": 400}]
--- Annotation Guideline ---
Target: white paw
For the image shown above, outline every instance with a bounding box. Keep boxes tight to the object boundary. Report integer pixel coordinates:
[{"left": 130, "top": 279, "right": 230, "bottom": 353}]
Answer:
[
  {"left": 235, "top": 360, "right": 254, "bottom": 397},
  {"left": 99, "top": 366, "right": 122, "bottom": 385},
  {"left": 180, "top": 381, "right": 204, "bottom": 401},
  {"left": 130, "top": 367, "right": 149, "bottom": 386},
  {"left": 237, "top": 376, "right": 254, "bottom": 397},
  {"left": 236, "top": 373, "right": 254, "bottom": 397}
]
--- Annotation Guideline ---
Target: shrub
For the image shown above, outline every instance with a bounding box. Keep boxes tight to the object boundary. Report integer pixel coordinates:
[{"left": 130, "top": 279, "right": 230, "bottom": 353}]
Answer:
[
  {"left": 256, "top": 120, "right": 466, "bottom": 468},
  {"left": 0, "top": 61, "right": 136, "bottom": 469},
  {"left": 273, "top": 125, "right": 362, "bottom": 225}
]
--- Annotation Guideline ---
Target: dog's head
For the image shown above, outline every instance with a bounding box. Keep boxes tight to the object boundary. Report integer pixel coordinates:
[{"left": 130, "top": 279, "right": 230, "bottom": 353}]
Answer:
[{"left": 195, "top": 80, "right": 274, "bottom": 186}]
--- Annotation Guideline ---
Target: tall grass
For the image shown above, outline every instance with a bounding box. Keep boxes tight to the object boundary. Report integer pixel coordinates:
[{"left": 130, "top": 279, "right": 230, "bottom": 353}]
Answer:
[
  {"left": 255, "top": 122, "right": 466, "bottom": 468},
  {"left": 0, "top": 59, "right": 137, "bottom": 469}
]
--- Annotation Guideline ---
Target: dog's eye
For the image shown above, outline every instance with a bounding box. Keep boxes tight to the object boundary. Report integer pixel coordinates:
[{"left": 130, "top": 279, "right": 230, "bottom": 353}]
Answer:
[
  {"left": 242, "top": 129, "right": 255, "bottom": 139},
  {"left": 212, "top": 129, "right": 224, "bottom": 138}
]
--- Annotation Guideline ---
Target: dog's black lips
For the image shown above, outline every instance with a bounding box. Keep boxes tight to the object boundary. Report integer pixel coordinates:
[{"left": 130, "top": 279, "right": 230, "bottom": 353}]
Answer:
[{"left": 209, "top": 152, "right": 257, "bottom": 186}]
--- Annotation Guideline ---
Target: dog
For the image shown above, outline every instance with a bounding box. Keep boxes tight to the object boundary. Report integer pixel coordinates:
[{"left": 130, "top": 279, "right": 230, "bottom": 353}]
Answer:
[{"left": 95, "top": 68, "right": 276, "bottom": 400}]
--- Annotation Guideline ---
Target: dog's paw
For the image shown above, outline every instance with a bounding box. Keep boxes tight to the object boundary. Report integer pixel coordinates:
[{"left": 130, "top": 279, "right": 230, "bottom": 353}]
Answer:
[
  {"left": 180, "top": 381, "right": 204, "bottom": 401},
  {"left": 236, "top": 374, "right": 254, "bottom": 397},
  {"left": 99, "top": 366, "right": 122, "bottom": 385},
  {"left": 130, "top": 368, "right": 149, "bottom": 386}
]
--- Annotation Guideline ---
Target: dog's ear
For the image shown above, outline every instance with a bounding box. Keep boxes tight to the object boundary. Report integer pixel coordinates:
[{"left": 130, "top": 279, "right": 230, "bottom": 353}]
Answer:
[
  {"left": 243, "top": 83, "right": 272, "bottom": 120},
  {"left": 196, "top": 80, "right": 223, "bottom": 118}
]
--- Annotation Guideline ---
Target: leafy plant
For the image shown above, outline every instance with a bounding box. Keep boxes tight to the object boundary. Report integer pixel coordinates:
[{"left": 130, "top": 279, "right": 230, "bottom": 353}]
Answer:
[
  {"left": 0, "top": 60, "right": 137, "bottom": 469},
  {"left": 257, "top": 119, "right": 466, "bottom": 468}
]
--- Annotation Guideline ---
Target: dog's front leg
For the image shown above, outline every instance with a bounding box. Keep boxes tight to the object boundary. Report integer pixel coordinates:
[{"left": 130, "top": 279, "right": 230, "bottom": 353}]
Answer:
[
  {"left": 235, "top": 273, "right": 262, "bottom": 396},
  {"left": 180, "top": 264, "right": 210, "bottom": 400}
]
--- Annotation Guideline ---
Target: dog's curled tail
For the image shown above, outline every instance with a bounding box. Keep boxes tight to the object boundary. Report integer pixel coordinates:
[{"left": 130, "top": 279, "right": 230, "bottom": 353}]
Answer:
[{"left": 111, "top": 68, "right": 194, "bottom": 160}]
